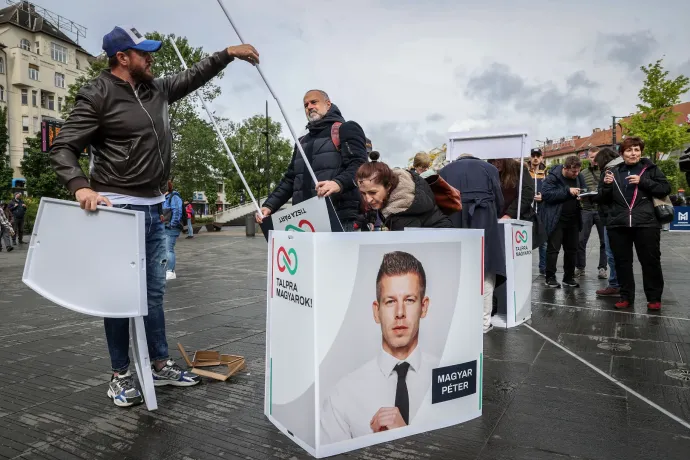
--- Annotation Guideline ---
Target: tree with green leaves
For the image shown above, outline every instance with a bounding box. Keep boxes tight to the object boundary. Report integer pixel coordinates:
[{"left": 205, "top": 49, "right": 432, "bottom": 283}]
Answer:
[
  {"left": 223, "top": 115, "right": 293, "bottom": 206},
  {"left": 61, "top": 55, "right": 108, "bottom": 119},
  {"left": 20, "top": 134, "right": 72, "bottom": 200},
  {"left": 0, "top": 107, "right": 13, "bottom": 199},
  {"left": 172, "top": 116, "right": 228, "bottom": 203},
  {"left": 621, "top": 59, "right": 690, "bottom": 158}
]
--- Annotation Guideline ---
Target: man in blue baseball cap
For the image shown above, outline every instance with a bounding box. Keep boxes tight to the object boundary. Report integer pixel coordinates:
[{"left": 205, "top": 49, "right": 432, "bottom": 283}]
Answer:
[{"left": 50, "top": 26, "right": 259, "bottom": 408}]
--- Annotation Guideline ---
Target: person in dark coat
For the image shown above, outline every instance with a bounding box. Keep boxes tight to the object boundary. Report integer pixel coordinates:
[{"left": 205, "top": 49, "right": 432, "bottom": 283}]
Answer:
[
  {"left": 593, "top": 148, "right": 622, "bottom": 297},
  {"left": 8, "top": 192, "right": 26, "bottom": 244},
  {"left": 355, "top": 152, "right": 452, "bottom": 231},
  {"left": 439, "top": 154, "right": 505, "bottom": 333},
  {"left": 258, "top": 90, "right": 367, "bottom": 230},
  {"left": 599, "top": 137, "right": 670, "bottom": 310},
  {"left": 540, "top": 156, "right": 586, "bottom": 288}
]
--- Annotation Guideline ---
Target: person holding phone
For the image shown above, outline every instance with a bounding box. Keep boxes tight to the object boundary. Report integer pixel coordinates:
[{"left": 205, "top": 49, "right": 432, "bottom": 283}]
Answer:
[
  {"left": 540, "top": 155, "right": 586, "bottom": 288},
  {"left": 599, "top": 137, "right": 670, "bottom": 310}
]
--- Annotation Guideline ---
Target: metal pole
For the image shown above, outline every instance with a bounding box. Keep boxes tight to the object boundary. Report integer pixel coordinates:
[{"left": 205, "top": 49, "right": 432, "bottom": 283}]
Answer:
[
  {"left": 517, "top": 134, "right": 525, "bottom": 219},
  {"left": 265, "top": 100, "right": 270, "bottom": 198},
  {"left": 214, "top": 0, "right": 318, "bottom": 185},
  {"left": 168, "top": 37, "right": 262, "bottom": 216}
]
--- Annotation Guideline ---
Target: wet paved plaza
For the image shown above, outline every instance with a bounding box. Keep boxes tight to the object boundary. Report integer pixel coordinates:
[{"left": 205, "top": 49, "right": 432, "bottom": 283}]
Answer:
[{"left": 0, "top": 228, "right": 688, "bottom": 459}]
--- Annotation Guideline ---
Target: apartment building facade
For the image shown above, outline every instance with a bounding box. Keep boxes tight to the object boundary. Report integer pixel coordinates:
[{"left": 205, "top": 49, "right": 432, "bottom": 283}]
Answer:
[{"left": 0, "top": 1, "right": 91, "bottom": 183}]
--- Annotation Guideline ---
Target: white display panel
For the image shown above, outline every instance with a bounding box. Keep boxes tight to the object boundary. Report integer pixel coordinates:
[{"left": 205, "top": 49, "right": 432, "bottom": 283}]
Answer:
[{"left": 266, "top": 230, "right": 484, "bottom": 458}]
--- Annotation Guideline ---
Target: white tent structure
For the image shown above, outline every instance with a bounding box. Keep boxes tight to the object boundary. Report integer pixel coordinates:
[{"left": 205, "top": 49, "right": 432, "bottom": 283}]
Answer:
[{"left": 446, "top": 126, "right": 533, "bottom": 329}]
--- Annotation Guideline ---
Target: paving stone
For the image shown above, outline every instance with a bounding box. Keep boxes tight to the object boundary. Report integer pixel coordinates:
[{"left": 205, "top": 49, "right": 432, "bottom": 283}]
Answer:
[{"left": 0, "top": 229, "right": 688, "bottom": 458}]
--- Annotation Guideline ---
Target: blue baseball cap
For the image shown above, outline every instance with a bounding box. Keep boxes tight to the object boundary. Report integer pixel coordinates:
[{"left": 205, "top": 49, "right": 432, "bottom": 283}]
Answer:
[{"left": 102, "top": 26, "right": 162, "bottom": 57}]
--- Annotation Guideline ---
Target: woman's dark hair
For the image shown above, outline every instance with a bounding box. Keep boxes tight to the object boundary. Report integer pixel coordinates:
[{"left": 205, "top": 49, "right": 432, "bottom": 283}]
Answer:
[
  {"left": 593, "top": 147, "right": 619, "bottom": 169},
  {"left": 490, "top": 158, "right": 521, "bottom": 189},
  {"left": 355, "top": 151, "right": 399, "bottom": 190},
  {"left": 619, "top": 136, "right": 645, "bottom": 153}
]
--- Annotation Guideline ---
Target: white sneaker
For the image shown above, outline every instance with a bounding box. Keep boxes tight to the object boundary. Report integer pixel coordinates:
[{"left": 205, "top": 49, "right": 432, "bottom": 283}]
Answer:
[
  {"left": 166, "top": 270, "right": 176, "bottom": 280},
  {"left": 483, "top": 324, "right": 494, "bottom": 334}
]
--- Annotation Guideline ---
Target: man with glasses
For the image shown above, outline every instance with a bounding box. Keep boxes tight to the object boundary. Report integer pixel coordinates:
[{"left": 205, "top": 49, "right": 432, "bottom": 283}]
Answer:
[
  {"left": 540, "top": 155, "right": 586, "bottom": 288},
  {"left": 50, "top": 26, "right": 259, "bottom": 407}
]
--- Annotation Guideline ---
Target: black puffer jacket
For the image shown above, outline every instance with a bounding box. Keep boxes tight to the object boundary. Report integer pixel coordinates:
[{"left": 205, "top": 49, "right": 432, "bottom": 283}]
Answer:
[
  {"left": 599, "top": 157, "right": 671, "bottom": 228},
  {"left": 381, "top": 169, "right": 453, "bottom": 231},
  {"left": 263, "top": 105, "right": 367, "bottom": 223},
  {"left": 597, "top": 156, "right": 623, "bottom": 225}
]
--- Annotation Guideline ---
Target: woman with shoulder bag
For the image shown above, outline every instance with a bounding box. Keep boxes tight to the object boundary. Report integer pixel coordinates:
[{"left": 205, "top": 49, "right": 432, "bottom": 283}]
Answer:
[
  {"left": 599, "top": 137, "right": 671, "bottom": 310},
  {"left": 355, "top": 152, "right": 453, "bottom": 231}
]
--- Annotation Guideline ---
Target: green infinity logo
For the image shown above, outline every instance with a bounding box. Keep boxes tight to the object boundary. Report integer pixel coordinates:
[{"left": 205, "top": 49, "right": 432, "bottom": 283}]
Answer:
[
  {"left": 277, "top": 247, "right": 298, "bottom": 275},
  {"left": 515, "top": 230, "right": 528, "bottom": 244}
]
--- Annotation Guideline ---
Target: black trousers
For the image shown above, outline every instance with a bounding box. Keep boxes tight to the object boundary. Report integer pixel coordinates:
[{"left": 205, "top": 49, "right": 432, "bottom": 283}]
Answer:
[
  {"left": 607, "top": 227, "right": 663, "bottom": 303},
  {"left": 12, "top": 217, "right": 24, "bottom": 243},
  {"left": 577, "top": 210, "right": 606, "bottom": 270},
  {"left": 546, "top": 220, "right": 579, "bottom": 280}
]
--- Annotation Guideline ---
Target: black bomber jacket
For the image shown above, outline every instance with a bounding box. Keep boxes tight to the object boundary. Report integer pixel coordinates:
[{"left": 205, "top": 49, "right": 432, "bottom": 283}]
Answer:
[{"left": 50, "top": 50, "right": 233, "bottom": 197}]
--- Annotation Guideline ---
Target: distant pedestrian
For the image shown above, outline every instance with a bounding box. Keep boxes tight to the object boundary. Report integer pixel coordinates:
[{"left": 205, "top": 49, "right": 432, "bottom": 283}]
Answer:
[
  {"left": 184, "top": 200, "right": 194, "bottom": 239},
  {"left": 162, "top": 180, "right": 184, "bottom": 280},
  {"left": 8, "top": 192, "right": 26, "bottom": 245},
  {"left": 0, "top": 203, "right": 14, "bottom": 252}
]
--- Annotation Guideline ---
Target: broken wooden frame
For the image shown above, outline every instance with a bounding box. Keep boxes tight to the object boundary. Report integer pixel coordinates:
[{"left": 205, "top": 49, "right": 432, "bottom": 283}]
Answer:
[{"left": 177, "top": 343, "right": 246, "bottom": 381}]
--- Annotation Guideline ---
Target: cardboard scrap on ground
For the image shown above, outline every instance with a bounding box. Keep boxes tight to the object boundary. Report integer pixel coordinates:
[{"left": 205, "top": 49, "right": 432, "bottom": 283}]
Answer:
[{"left": 177, "top": 343, "right": 246, "bottom": 381}]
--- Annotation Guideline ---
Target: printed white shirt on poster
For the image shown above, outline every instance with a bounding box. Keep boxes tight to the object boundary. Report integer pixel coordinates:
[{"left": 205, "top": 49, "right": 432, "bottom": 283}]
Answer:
[{"left": 320, "top": 345, "right": 437, "bottom": 444}]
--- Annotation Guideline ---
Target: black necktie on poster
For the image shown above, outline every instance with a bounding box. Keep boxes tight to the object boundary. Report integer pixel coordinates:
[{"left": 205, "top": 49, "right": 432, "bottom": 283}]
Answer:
[{"left": 394, "top": 362, "right": 410, "bottom": 424}]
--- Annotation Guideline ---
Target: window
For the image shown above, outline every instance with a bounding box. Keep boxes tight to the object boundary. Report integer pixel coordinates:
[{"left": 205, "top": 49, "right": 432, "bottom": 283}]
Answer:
[
  {"left": 20, "top": 39, "right": 30, "bottom": 51},
  {"left": 35, "top": 41, "right": 40, "bottom": 55},
  {"left": 55, "top": 72, "right": 65, "bottom": 88},
  {"left": 57, "top": 97, "right": 62, "bottom": 113},
  {"left": 32, "top": 90, "right": 37, "bottom": 107},
  {"left": 217, "top": 183, "right": 224, "bottom": 193},
  {"left": 33, "top": 117, "right": 38, "bottom": 133},
  {"left": 29, "top": 64, "right": 39, "bottom": 81},
  {"left": 50, "top": 42, "right": 67, "bottom": 63},
  {"left": 76, "top": 59, "right": 80, "bottom": 70},
  {"left": 0, "top": 57, "right": 4, "bottom": 73},
  {"left": 48, "top": 95, "right": 54, "bottom": 111},
  {"left": 22, "top": 116, "right": 29, "bottom": 132},
  {"left": 0, "top": 86, "right": 3, "bottom": 101},
  {"left": 21, "top": 89, "right": 28, "bottom": 105},
  {"left": 23, "top": 149, "right": 29, "bottom": 158}
]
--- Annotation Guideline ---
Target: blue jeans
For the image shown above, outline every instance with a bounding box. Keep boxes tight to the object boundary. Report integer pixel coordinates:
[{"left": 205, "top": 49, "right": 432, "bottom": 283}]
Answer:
[
  {"left": 604, "top": 228, "right": 619, "bottom": 288},
  {"left": 186, "top": 217, "right": 193, "bottom": 237},
  {"left": 539, "top": 242, "right": 546, "bottom": 273},
  {"left": 105, "top": 204, "right": 169, "bottom": 372},
  {"left": 165, "top": 227, "right": 181, "bottom": 271}
]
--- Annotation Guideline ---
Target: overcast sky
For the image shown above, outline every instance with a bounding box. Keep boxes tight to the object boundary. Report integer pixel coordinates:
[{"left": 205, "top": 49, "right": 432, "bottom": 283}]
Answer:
[{"left": 54, "top": 0, "right": 690, "bottom": 166}]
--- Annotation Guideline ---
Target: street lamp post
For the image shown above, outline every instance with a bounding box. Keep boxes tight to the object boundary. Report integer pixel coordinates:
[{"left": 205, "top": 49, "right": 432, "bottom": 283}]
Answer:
[{"left": 611, "top": 116, "right": 627, "bottom": 150}]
